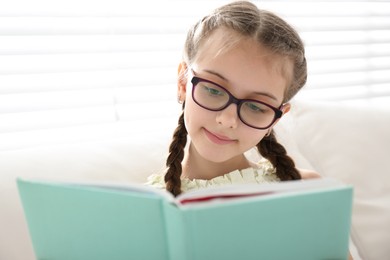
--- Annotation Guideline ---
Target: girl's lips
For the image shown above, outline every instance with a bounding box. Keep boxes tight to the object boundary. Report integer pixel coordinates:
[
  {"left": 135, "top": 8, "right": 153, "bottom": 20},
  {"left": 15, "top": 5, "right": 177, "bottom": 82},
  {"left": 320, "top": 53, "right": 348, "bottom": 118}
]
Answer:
[{"left": 203, "top": 128, "right": 236, "bottom": 145}]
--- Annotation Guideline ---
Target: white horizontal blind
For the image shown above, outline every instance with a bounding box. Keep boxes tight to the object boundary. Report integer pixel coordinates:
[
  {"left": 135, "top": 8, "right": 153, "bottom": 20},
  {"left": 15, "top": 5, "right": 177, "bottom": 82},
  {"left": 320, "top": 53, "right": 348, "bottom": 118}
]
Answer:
[
  {"left": 0, "top": 0, "right": 389, "bottom": 145},
  {"left": 273, "top": 1, "right": 390, "bottom": 104}
]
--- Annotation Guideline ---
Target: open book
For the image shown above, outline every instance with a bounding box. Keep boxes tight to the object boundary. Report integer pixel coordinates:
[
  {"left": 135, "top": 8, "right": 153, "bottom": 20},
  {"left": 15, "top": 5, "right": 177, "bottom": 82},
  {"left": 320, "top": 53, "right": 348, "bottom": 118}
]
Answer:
[{"left": 17, "top": 177, "right": 353, "bottom": 260}]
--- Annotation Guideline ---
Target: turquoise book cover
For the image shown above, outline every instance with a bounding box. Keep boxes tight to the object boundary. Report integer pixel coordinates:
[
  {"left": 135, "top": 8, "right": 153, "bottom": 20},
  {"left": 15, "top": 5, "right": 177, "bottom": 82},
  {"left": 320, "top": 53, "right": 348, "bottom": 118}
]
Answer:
[{"left": 17, "top": 178, "right": 353, "bottom": 260}]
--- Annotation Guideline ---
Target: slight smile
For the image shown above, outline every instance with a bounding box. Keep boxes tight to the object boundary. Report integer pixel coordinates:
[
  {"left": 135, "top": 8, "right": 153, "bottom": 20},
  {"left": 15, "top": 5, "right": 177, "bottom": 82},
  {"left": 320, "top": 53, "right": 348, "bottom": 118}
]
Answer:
[{"left": 203, "top": 128, "right": 236, "bottom": 145}]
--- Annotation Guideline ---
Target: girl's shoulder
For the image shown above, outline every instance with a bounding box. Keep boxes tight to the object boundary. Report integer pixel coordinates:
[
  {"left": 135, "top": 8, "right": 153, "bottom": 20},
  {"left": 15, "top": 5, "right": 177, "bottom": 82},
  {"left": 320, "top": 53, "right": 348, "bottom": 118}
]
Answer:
[
  {"left": 146, "top": 159, "right": 280, "bottom": 193},
  {"left": 299, "top": 169, "right": 322, "bottom": 179}
]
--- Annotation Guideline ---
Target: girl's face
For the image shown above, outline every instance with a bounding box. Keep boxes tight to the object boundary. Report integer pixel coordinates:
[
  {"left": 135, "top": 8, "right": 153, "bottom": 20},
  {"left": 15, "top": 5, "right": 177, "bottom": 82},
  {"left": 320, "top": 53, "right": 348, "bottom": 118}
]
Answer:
[{"left": 178, "top": 28, "right": 291, "bottom": 164}]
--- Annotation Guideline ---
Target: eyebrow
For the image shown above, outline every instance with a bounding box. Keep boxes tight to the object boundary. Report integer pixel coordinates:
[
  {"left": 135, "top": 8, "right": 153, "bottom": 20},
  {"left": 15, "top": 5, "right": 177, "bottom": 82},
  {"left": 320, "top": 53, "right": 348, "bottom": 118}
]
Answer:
[
  {"left": 203, "top": 69, "right": 228, "bottom": 82},
  {"left": 201, "top": 69, "right": 278, "bottom": 101}
]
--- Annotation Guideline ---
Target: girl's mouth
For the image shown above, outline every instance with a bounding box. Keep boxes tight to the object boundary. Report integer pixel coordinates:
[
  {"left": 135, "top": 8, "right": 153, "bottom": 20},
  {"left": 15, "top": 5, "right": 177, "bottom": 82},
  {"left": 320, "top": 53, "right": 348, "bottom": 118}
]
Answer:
[{"left": 203, "top": 128, "right": 236, "bottom": 145}]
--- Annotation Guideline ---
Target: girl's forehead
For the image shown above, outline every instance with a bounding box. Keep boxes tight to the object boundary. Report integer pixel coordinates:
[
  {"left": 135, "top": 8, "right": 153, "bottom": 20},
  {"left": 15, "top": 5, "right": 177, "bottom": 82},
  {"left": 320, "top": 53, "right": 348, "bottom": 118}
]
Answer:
[
  {"left": 194, "top": 28, "right": 248, "bottom": 62},
  {"left": 192, "top": 28, "right": 291, "bottom": 104},
  {"left": 194, "top": 28, "right": 283, "bottom": 71}
]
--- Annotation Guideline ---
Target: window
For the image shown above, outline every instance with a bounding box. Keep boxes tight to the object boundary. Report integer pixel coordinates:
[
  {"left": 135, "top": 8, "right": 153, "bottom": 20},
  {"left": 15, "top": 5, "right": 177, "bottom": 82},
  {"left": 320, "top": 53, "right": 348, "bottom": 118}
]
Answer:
[{"left": 1, "top": 0, "right": 389, "bottom": 150}]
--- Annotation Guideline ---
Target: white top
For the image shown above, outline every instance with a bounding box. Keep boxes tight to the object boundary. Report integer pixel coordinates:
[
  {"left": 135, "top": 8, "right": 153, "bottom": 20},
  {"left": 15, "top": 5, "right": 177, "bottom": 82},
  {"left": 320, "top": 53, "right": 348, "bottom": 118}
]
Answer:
[{"left": 145, "top": 159, "right": 280, "bottom": 193}]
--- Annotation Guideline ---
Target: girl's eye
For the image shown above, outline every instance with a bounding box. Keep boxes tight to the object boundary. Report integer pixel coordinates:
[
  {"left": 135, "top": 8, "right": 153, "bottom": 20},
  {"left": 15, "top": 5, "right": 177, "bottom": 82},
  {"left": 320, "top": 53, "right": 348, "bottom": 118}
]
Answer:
[
  {"left": 203, "top": 86, "right": 224, "bottom": 97},
  {"left": 245, "top": 102, "right": 266, "bottom": 113}
]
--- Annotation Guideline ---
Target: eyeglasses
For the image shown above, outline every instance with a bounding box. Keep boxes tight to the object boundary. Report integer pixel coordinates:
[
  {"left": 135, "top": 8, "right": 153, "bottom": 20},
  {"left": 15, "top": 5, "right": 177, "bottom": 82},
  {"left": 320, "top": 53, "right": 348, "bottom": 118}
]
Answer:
[{"left": 191, "top": 76, "right": 283, "bottom": 129}]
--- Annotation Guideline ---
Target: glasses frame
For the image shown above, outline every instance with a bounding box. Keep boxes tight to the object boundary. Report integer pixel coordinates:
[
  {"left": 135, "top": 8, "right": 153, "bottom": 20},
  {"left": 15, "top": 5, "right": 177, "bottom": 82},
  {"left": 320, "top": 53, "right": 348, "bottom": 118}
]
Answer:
[{"left": 191, "top": 76, "right": 284, "bottom": 130}]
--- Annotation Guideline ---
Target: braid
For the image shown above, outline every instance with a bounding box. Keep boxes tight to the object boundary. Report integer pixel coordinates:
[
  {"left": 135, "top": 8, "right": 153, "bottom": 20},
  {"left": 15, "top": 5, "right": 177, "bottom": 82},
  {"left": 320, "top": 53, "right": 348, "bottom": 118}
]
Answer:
[
  {"left": 164, "top": 112, "right": 187, "bottom": 196},
  {"left": 257, "top": 130, "right": 301, "bottom": 181}
]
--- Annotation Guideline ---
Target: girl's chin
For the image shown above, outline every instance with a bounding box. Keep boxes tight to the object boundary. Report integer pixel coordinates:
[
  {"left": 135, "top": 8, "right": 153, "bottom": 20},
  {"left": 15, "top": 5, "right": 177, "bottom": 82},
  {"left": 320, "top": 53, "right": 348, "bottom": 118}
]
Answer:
[{"left": 192, "top": 143, "right": 244, "bottom": 165}]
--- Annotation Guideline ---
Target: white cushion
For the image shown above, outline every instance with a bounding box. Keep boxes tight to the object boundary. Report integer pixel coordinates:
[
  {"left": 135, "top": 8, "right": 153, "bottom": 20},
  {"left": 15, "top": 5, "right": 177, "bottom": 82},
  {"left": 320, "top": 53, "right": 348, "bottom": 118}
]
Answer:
[
  {"left": 286, "top": 100, "right": 390, "bottom": 260},
  {"left": 0, "top": 131, "right": 172, "bottom": 260}
]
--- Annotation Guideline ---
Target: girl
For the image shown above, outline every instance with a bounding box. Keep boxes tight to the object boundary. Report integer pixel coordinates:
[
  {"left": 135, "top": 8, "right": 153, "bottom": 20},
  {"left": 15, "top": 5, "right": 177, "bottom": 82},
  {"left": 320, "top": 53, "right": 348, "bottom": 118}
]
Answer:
[
  {"left": 147, "top": 1, "right": 319, "bottom": 196},
  {"left": 147, "top": 3, "right": 354, "bottom": 257}
]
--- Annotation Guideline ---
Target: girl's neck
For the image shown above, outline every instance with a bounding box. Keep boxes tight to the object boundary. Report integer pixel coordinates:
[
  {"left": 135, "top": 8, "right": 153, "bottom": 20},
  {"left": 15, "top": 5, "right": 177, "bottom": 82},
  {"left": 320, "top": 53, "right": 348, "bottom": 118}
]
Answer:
[{"left": 181, "top": 143, "right": 251, "bottom": 180}]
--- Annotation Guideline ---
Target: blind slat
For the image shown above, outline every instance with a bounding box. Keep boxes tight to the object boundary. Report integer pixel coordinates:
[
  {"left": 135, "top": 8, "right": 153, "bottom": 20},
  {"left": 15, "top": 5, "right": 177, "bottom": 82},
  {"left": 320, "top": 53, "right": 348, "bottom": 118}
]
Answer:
[
  {"left": 0, "top": 52, "right": 180, "bottom": 74},
  {"left": 297, "top": 83, "right": 390, "bottom": 101},
  {"left": 2, "top": 1, "right": 390, "bottom": 16},
  {"left": 116, "top": 102, "right": 179, "bottom": 121},
  {"left": 0, "top": 106, "right": 117, "bottom": 133},
  {"left": 0, "top": 89, "right": 114, "bottom": 113},
  {"left": 309, "top": 56, "right": 390, "bottom": 74},
  {"left": 0, "top": 69, "right": 176, "bottom": 94},
  {"left": 290, "top": 17, "right": 390, "bottom": 32},
  {"left": 0, "top": 17, "right": 195, "bottom": 35},
  {"left": 307, "top": 69, "right": 390, "bottom": 89},
  {"left": 306, "top": 43, "right": 390, "bottom": 60},
  {"left": 0, "top": 86, "right": 176, "bottom": 114},
  {"left": 261, "top": 2, "right": 390, "bottom": 17},
  {"left": 301, "top": 30, "right": 390, "bottom": 46},
  {"left": 0, "top": 35, "right": 185, "bottom": 54}
]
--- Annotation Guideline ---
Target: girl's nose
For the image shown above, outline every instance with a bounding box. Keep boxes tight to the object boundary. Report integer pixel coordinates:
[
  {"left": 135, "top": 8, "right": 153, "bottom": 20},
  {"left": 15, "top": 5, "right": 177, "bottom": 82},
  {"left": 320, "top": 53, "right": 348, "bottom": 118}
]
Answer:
[{"left": 216, "top": 104, "right": 238, "bottom": 129}]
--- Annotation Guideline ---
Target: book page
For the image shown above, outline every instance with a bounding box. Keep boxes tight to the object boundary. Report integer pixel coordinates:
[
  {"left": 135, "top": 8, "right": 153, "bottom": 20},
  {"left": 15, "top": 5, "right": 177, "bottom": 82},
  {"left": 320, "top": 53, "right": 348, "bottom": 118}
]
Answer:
[
  {"left": 176, "top": 178, "right": 345, "bottom": 205},
  {"left": 23, "top": 178, "right": 175, "bottom": 202}
]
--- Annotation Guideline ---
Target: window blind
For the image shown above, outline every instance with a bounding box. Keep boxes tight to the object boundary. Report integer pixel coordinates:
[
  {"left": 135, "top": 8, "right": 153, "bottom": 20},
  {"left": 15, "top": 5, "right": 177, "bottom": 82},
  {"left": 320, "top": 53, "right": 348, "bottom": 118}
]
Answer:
[{"left": 1, "top": 0, "right": 389, "bottom": 149}]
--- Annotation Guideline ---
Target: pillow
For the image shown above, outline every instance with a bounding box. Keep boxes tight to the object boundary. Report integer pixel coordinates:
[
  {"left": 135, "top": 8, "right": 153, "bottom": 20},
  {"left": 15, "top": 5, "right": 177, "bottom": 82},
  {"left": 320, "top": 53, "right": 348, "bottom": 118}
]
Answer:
[
  {"left": 274, "top": 112, "right": 316, "bottom": 171},
  {"left": 288, "top": 100, "right": 390, "bottom": 260},
  {"left": 0, "top": 128, "right": 172, "bottom": 260}
]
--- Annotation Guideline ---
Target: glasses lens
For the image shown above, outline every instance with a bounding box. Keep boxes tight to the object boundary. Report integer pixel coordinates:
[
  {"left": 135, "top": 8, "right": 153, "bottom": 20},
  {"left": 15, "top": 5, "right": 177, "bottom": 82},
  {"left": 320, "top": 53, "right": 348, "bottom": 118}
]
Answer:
[
  {"left": 192, "top": 77, "right": 279, "bottom": 129},
  {"left": 193, "top": 80, "right": 229, "bottom": 110},
  {"left": 240, "top": 101, "right": 276, "bottom": 128}
]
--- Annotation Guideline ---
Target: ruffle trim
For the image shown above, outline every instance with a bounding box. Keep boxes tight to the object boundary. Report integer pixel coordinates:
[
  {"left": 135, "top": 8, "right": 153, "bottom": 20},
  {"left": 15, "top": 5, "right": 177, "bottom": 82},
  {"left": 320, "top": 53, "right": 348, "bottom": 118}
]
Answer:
[{"left": 145, "top": 159, "right": 280, "bottom": 193}]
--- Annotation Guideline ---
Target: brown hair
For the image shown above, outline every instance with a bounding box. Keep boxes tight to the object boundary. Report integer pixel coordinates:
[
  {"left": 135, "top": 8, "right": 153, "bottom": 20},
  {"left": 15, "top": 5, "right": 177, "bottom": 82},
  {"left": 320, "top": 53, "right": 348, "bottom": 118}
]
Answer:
[{"left": 165, "top": 1, "right": 306, "bottom": 196}]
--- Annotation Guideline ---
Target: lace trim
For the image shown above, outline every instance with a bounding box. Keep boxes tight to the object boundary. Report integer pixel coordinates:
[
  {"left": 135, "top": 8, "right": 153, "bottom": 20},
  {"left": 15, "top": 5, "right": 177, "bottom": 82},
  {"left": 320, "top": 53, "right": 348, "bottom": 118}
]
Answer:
[{"left": 145, "top": 159, "right": 280, "bottom": 193}]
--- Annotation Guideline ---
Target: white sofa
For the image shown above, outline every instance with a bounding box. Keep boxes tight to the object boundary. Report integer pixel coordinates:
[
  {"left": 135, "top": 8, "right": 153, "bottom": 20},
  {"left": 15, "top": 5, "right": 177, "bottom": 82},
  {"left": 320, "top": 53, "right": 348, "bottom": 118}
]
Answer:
[{"left": 1, "top": 100, "right": 389, "bottom": 260}]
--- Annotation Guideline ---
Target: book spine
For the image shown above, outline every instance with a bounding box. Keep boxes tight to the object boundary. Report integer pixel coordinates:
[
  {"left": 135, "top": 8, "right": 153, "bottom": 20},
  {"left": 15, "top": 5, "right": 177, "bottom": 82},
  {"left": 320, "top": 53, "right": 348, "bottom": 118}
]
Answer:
[{"left": 163, "top": 202, "right": 191, "bottom": 260}]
